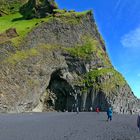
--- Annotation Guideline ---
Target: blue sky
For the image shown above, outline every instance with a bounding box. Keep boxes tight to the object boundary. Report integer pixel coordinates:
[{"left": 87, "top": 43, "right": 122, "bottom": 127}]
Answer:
[{"left": 56, "top": 0, "right": 140, "bottom": 98}]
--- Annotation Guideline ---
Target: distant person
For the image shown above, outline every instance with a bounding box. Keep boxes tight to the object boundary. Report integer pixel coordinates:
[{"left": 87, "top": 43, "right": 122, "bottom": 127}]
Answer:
[
  {"left": 76, "top": 106, "right": 79, "bottom": 114},
  {"left": 107, "top": 107, "right": 113, "bottom": 121},
  {"left": 96, "top": 107, "right": 100, "bottom": 114},
  {"left": 130, "top": 109, "right": 133, "bottom": 115},
  {"left": 75, "top": 98, "right": 79, "bottom": 114},
  {"left": 90, "top": 106, "right": 93, "bottom": 112},
  {"left": 137, "top": 113, "right": 140, "bottom": 131}
]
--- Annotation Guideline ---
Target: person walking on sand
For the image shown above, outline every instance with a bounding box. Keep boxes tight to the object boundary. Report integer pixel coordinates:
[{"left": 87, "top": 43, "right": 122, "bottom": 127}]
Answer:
[
  {"left": 90, "top": 106, "right": 93, "bottom": 112},
  {"left": 75, "top": 97, "right": 79, "bottom": 114},
  {"left": 96, "top": 107, "right": 100, "bottom": 114},
  {"left": 137, "top": 113, "right": 140, "bottom": 131},
  {"left": 76, "top": 106, "right": 79, "bottom": 114},
  {"left": 107, "top": 107, "right": 113, "bottom": 121}
]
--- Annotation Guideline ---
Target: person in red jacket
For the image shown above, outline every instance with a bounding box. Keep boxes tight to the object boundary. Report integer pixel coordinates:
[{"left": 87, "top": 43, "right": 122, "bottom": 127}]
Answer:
[{"left": 96, "top": 107, "right": 100, "bottom": 113}]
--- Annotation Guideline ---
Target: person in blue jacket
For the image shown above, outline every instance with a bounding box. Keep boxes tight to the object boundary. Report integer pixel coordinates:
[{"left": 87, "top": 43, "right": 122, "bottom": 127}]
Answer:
[{"left": 107, "top": 107, "right": 113, "bottom": 121}]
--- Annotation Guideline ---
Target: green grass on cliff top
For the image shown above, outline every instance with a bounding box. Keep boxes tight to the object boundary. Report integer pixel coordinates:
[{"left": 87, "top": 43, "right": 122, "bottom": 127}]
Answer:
[
  {"left": 0, "top": 10, "right": 91, "bottom": 46},
  {"left": 0, "top": 13, "right": 52, "bottom": 46},
  {"left": 0, "top": 13, "right": 39, "bottom": 34},
  {"left": 0, "top": 10, "right": 91, "bottom": 34}
]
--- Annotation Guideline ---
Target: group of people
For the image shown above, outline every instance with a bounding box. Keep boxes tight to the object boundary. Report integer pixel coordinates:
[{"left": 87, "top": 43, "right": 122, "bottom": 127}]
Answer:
[
  {"left": 99, "top": 107, "right": 113, "bottom": 121},
  {"left": 76, "top": 105, "right": 140, "bottom": 131},
  {"left": 80, "top": 106, "right": 113, "bottom": 121},
  {"left": 93, "top": 107, "right": 113, "bottom": 121}
]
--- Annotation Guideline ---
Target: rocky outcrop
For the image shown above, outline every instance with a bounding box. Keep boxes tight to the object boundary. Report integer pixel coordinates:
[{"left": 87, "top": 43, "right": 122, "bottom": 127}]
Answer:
[
  {"left": 0, "top": 8, "right": 139, "bottom": 113},
  {"left": 0, "top": 10, "right": 8, "bottom": 16},
  {"left": 0, "top": 28, "right": 18, "bottom": 45},
  {"left": 19, "top": 0, "right": 58, "bottom": 19},
  {"left": 0, "top": 0, "right": 26, "bottom": 14}
]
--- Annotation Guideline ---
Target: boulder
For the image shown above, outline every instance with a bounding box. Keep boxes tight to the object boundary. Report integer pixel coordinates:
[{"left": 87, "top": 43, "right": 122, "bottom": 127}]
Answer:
[{"left": 0, "top": 28, "right": 18, "bottom": 44}]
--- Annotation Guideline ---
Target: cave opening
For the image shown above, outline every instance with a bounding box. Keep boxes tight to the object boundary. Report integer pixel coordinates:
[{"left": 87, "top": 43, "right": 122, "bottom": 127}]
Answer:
[
  {"left": 47, "top": 70, "right": 75, "bottom": 112},
  {"left": 94, "top": 91, "right": 109, "bottom": 111}
]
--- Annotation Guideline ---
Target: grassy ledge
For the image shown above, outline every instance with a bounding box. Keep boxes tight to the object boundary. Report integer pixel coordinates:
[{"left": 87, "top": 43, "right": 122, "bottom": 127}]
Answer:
[
  {"left": 64, "top": 37, "right": 111, "bottom": 66},
  {"left": 3, "top": 43, "right": 59, "bottom": 65},
  {"left": 4, "top": 48, "right": 39, "bottom": 65},
  {"left": 83, "top": 68, "right": 126, "bottom": 94},
  {"left": 53, "top": 10, "right": 92, "bottom": 24}
]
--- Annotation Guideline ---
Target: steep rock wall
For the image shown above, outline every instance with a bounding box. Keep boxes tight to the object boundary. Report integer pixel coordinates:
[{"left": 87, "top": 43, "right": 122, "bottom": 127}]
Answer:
[{"left": 0, "top": 10, "right": 139, "bottom": 113}]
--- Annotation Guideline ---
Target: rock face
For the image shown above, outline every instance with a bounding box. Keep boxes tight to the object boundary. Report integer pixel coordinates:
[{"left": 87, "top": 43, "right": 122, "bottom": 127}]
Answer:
[
  {"left": 19, "top": 0, "right": 58, "bottom": 19},
  {"left": 0, "top": 7, "right": 139, "bottom": 113}
]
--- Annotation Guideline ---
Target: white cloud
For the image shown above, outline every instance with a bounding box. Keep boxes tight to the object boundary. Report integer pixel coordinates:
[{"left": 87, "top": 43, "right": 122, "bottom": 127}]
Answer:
[
  {"left": 121, "top": 26, "right": 140, "bottom": 48},
  {"left": 137, "top": 73, "right": 140, "bottom": 77}
]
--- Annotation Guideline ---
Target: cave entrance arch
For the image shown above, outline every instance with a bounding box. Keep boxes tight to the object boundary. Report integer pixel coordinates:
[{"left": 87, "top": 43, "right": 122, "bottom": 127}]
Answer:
[
  {"left": 95, "top": 91, "right": 109, "bottom": 111},
  {"left": 47, "top": 69, "right": 75, "bottom": 112}
]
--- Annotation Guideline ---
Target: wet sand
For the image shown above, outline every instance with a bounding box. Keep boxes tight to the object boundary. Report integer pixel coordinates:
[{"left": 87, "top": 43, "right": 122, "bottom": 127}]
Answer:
[{"left": 0, "top": 112, "right": 140, "bottom": 140}]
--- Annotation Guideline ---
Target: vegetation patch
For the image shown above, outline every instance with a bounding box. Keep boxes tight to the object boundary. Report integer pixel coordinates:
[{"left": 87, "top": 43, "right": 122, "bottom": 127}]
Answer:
[
  {"left": 3, "top": 43, "right": 59, "bottom": 65},
  {"left": 0, "top": 13, "right": 53, "bottom": 46},
  {"left": 83, "top": 68, "right": 126, "bottom": 94},
  {"left": 54, "top": 10, "right": 92, "bottom": 18},
  {"left": 0, "top": 0, "right": 25, "bottom": 14},
  {"left": 53, "top": 9, "right": 66, "bottom": 14},
  {"left": 5, "top": 48, "right": 39, "bottom": 65},
  {"left": 65, "top": 38, "right": 98, "bottom": 59},
  {"left": 64, "top": 37, "right": 111, "bottom": 66},
  {"left": 54, "top": 10, "right": 92, "bottom": 24}
]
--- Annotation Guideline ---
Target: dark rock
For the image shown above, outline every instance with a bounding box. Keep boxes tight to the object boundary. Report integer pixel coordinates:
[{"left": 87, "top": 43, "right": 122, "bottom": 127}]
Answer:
[
  {"left": 0, "top": 10, "right": 8, "bottom": 17},
  {"left": 19, "top": 0, "right": 58, "bottom": 19},
  {"left": 6, "top": 28, "right": 19, "bottom": 38},
  {"left": 0, "top": 28, "right": 18, "bottom": 44}
]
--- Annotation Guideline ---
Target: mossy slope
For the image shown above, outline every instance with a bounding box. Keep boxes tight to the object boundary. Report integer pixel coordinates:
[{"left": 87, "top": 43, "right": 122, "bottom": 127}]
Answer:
[
  {"left": 84, "top": 68, "right": 126, "bottom": 93},
  {"left": 0, "top": 0, "right": 26, "bottom": 14}
]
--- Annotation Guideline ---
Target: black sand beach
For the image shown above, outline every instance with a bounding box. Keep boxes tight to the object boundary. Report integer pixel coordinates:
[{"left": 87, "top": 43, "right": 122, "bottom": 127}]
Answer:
[{"left": 0, "top": 112, "right": 140, "bottom": 140}]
